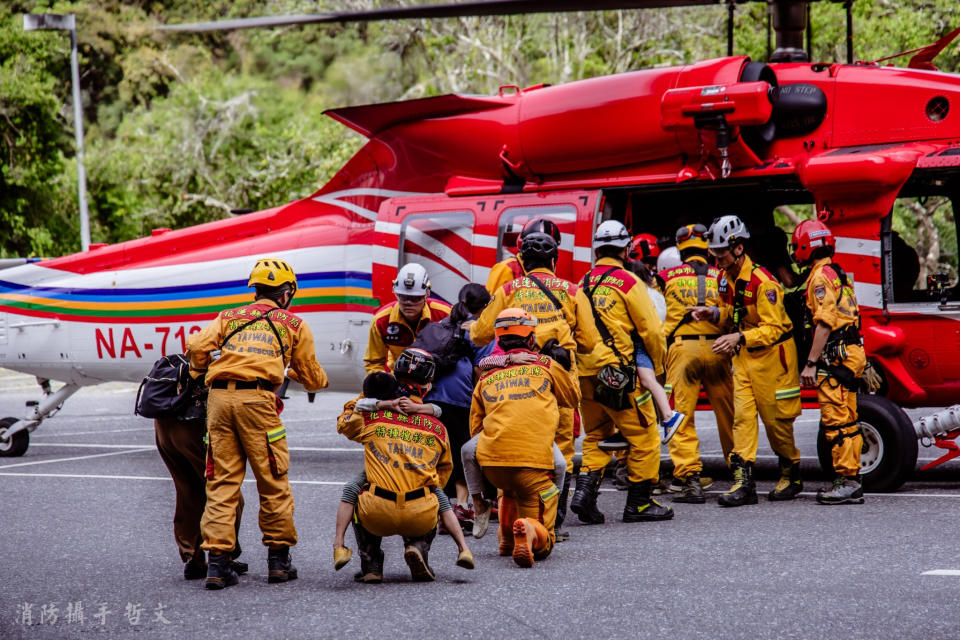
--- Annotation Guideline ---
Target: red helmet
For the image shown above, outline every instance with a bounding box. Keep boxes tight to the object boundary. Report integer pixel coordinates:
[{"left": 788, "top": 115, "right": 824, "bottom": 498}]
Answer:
[
  {"left": 629, "top": 233, "right": 660, "bottom": 260},
  {"left": 517, "top": 218, "right": 561, "bottom": 249},
  {"left": 791, "top": 219, "right": 835, "bottom": 264}
]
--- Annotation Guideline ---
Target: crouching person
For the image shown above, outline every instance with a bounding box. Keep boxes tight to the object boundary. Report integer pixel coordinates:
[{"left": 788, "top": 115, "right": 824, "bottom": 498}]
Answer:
[
  {"left": 470, "top": 309, "right": 579, "bottom": 567},
  {"left": 337, "top": 349, "right": 453, "bottom": 582}
]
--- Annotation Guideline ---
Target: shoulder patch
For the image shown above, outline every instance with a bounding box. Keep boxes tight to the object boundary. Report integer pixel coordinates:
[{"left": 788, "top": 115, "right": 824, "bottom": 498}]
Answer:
[
  {"left": 765, "top": 289, "right": 778, "bottom": 304},
  {"left": 814, "top": 284, "right": 826, "bottom": 300}
]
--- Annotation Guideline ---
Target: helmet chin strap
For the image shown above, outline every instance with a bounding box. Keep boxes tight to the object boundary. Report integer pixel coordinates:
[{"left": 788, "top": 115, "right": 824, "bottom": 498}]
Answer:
[{"left": 398, "top": 382, "right": 428, "bottom": 398}]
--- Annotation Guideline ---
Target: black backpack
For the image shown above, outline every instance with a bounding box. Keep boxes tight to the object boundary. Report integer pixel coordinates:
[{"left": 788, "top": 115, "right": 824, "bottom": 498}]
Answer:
[
  {"left": 135, "top": 353, "right": 207, "bottom": 421},
  {"left": 411, "top": 318, "right": 472, "bottom": 378}
]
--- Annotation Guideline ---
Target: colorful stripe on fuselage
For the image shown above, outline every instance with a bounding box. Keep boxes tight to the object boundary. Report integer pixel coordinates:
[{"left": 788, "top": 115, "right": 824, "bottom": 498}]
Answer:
[{"left": 0, "top": 271, "right": 377, "bottom": 323}]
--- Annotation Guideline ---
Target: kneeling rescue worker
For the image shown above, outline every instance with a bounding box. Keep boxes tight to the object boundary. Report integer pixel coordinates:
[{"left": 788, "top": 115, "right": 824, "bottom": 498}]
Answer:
[
  {"left": 792, "top": 219, "right": 867, "bottom": 505},
  {"left": 338, "top": 349, "right": 453, "bottom": 582},
  {"left": 186, "top": 257, "right": 329, "bottom": 589},
  {"left": 573, "top": 220, "right": 673, "bottom": 524},
  {"left": 696, "top": 216, "right": 802, "bottom": 507},
  {"left": 470, "top": 309, "right": 579, "bottom": 567}
]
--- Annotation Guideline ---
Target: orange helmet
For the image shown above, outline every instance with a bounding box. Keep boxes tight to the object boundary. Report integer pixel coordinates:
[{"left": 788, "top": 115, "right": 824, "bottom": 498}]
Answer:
[
  {"left": 791, "top": 219, "right": 835, "bottom": 264},
  {"left": 494, "top": 308, "right": 537, "bottom": 340}
]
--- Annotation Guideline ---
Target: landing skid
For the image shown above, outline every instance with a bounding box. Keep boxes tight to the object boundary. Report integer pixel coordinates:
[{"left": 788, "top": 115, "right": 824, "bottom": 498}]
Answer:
[{"left": 0, "top": 378, "right": 81, "bottom": 457}]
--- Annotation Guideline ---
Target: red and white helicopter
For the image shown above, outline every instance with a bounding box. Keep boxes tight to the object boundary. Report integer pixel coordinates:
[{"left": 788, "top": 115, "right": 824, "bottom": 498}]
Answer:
[{"left": 2, "top": 0, "right": 959, "bottom": 491}]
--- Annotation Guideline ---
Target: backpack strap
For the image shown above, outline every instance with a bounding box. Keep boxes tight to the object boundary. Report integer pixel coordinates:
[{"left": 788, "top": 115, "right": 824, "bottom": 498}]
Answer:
[
  {"left": 219, "top": 308, "right": 288, "bottom": 360},
  {"left": 526, "top": 273, "right": 566, "bottom": 314},
  {"left": 583, "top": 266, "right": 631, "bottom": 369}
]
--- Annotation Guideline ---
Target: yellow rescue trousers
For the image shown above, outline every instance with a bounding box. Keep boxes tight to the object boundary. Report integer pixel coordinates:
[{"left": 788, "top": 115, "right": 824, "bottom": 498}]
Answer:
[
  {"left": 580, "top": 376, "right": 660, "bottom": 483},
  {"left": 730, "top": 339, "right": 802, "bottom": 465},
  {"left": 664, "top": 337, "right": 735, "bottom": 479},
  {"left": 356, "top": 487, "right": 439, "bottom": 538},
  {"left": 819, "top": 345, "right": 866, "bottom": 477},
  {"left": 554, "top": 366, "right": 580, "bottom": 474},
  {"left": 483, "top": 466, "right": 558, "bottom": 558},
  {"left": 202, "top": 386, "right": 296, "bottom": 553}
]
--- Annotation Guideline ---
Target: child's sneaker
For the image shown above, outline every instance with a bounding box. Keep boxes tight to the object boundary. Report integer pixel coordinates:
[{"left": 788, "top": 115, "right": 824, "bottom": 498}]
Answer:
[
  {"left": 660, "top": 411, "right": 685, "bottom": 444},
  {"left": 454, "top": 504, "right": 474, "bottom": 536}
]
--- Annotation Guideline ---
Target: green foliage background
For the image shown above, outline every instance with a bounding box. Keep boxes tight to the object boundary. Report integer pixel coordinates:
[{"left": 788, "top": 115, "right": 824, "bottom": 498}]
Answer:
[{"left": 1, "top": 0, "right": 959, "bottom": 258}]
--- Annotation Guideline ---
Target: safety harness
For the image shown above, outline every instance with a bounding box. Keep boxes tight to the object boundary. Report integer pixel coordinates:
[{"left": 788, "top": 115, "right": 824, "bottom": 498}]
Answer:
[{"left": 808, "top": 262, "right": 864, "bottom": 392}]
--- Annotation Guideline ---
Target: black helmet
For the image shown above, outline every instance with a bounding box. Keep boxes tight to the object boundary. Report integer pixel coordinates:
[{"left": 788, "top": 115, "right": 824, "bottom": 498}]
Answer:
[
  {"left": 520, "top": 232, "right": 559, "bottom": 263},
  {"left": 393, "top": 348, "right": 436, "bottom": 384},
  {"left": 521, "top": 218, "right": 562, "bottom": 245}
]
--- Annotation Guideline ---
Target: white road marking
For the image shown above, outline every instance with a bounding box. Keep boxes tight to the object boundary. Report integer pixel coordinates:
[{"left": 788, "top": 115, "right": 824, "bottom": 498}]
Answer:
[
  {"left": 0, "top": 471, "right": 343, "bottom": 485},
  {"left": 25, "top": 442, "right": 363, "bottom": 452},
  {"left": 289, "top": 446, "right": 362, "bottom": 452},
  {"left": 922, "top": 570, "right": 960, "bottom": 576},
  {"left": 32, "top": 427, "right": 155, "bottom": 437},
  {"left": 0, "top": 447, "right": 152, "bottom": 469}
]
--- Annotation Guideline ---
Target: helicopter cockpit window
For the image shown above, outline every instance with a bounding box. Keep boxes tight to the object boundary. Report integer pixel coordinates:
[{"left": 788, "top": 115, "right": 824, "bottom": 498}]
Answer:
[
  {"left": 398, "top": 211, "right": 474, "bottom": 304},
  {"left": 497, "top": 205, "right": 577, "bottom": 266},
  {"left": 884, "top": 196, "right": 959, "bottom": 304}
]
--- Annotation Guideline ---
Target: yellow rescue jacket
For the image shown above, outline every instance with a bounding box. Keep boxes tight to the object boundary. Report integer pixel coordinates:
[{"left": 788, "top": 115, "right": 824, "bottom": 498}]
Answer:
[
  {"left": 720, "top": 255, "right": 793, "bottom": 350},
  {"left": 577, "top": 257, "right": 666, "bottom": 377},
  {"left": 805, "top": 258, "right": 860, "bottom": 332},
  {"left": 486, "top": 256, "right": 525, "bottom": 294},
  {"left": 469, "top": 351, "right": 580, "bottom": 469},
  {"left": 660, "top": 256, "right": 731, "bottom": 341},
  {"left": 187, "top": 299, "right": 328, "bottom": 391},
  {"left": 471, "top": 267, "right": 598, "bottom": 355},
  {"left": 337, "top": 394, "right": 452, "bottom": 493},
  {"left": 363, "top": 299, "right": 451, "bottom": 374}
]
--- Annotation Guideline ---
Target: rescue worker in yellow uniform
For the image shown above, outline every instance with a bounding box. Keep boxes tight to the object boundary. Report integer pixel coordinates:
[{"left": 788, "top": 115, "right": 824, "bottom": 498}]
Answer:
[
  {"left": 695, "top": 216, "right": 802, "bottom": 507},
  {"left": 470, "top": 309, "right": 579, "bottom": 567},
  {"left": 186, "top": 258, "right": 329, "bottom": 589},
  {"left": 485, "top": 218, "right": 562, "bottom": 294},
  {"left": 338, "top": 349, "right": 453, "bottom": 582},
  {"left": 660, "top": 223, "right": 735, "bottom": 504},
  {"left": 364, "top": 263, "right": 451, "bottom": 374},
  {"left": 792, "top": 220, "right": 867, "bottom": 505},
  {"left": 471, "top": 230, "right": 596, "bottom": 532},
  {"left": 571, "top": 220, "right": 673, "bottom": 524}
]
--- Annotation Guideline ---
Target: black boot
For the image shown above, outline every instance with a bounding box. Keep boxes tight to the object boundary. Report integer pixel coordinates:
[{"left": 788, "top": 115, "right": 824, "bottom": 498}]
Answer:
[
  {"left": 570, "top": 469, "right": 605, "bottom": 524},
  {"left": 555, "top": 474, "right": 572, "bottom": 541},
  {"left": 267, "top": 547, "right": 298, "bottom": 583},
  {"left": 768, "top": 457, "right": 803, "bottom": 501},
  {"left": 403, "top": 527, "right": 438, "bottom": 582},
  {"left": 622, "top": 480, "right": 674, "bottom": 522},
  {"left": 717, "top": 454, "right": 758, "bottom": 507},
  {"left": 204, "top": 551, "right": 239, "bottom": 590},
  {"left": 672, "top": 473, "right": 706, "bottom": 504},
  {"left": 352, "top": 521, "right": 384, "bottom": 584},
  {"left": 230, "top": 541, "right": 248, "bottom": 575}
]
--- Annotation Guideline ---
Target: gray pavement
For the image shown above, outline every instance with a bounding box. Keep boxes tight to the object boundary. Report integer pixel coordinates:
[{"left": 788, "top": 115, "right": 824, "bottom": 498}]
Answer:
[{"left": 1, "top": 377, "right": 959, "bottom": 639}]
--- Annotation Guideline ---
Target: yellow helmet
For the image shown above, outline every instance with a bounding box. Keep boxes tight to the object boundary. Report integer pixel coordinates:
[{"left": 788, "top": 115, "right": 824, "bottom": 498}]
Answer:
[
  {"left": 248, "top": 258, "right": 297, "bottom": 290},
  {"left": 675, "top": 223, "right": 709, "bottom": 252}
]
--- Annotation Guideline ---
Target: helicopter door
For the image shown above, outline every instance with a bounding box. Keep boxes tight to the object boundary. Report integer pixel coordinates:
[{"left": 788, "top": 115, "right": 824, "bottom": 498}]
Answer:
[{"left": 373, "top": 197, "right": 476, "bottom": 305}]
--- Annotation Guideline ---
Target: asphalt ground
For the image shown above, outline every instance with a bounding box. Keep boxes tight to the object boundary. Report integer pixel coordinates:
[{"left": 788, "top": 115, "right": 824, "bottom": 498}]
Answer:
[{"left": 1, "top": 370, "right": 959, "bottom": 639}]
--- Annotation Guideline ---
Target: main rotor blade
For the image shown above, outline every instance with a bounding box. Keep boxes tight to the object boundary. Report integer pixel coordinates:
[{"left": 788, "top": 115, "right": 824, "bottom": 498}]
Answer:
[{"left": 158, "top": 0, "right": 728, "bottom": 33}]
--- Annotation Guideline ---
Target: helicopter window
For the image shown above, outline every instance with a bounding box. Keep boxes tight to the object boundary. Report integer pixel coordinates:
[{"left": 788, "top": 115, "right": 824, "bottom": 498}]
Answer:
[
  {"left": 497, "top": 205, "right": 577, "bottom": 263},
  {"left": 884, "top": 196, "right": 958, "bottom": 304},
  {"left": 398, "top": 211, "right": 474, "bottom": 304}
]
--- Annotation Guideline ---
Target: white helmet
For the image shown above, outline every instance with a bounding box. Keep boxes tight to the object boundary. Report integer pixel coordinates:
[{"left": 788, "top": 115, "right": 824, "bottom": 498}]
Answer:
[
  {"left": 656, "top": 246, "right": 683, "bottom": 272},
  {"left": 593, "top": 220, "right": 632, "bottom": 250},
  {"left": 393, "top": 263, "right": 431, "bottom": 296},
  {"left": 707, "top": 215, "right": 750, "bottom": 250}
]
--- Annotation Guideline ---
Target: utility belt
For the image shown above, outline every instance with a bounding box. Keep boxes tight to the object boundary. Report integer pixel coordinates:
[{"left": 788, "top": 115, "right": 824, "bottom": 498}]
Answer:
[
  {"left": 668, "top": 333, "right": 722, "bottom": 347},
  {"left": 210, "top": 378, "right": 274, "bottom": 391},
  {"left": 370, "top": 484, "right": 430, "bottom": 504},
  {"left": 745, "top": 331, "right": 791, "bottom": 353},
  {"left": 818, "top": 363, "right": 862, "bottom": 392}
]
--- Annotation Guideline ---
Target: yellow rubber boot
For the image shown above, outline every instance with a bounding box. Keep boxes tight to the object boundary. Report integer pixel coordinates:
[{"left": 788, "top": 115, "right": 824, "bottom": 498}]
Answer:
[{"left": 512, "top": 518, "right": 551, "bottom": 568}]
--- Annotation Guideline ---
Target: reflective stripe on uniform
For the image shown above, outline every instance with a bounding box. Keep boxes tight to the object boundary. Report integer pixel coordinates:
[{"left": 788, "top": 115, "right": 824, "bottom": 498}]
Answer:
[
  {"left": 203, "top": 432, "right": 209, "bottom": 445},
  {"left": 636, "top": 391, "right": 652, "bottom": 406},
  {"left": 540, "top": 485, "right": 560, "bottom": 501},
  {"left": 663, "top": 384, "right": 673, "bottom": 395},
  {"left": 775, "top": 387, "right": 801, "bottom": 400},
  {"left": 267, "top": 426, "right": 286, "bottom": 442}
]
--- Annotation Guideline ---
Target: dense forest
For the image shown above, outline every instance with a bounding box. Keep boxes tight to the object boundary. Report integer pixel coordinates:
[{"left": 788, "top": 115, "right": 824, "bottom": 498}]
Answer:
[{"left": 1, "top": 0, "right": 959, "bottom": 279}]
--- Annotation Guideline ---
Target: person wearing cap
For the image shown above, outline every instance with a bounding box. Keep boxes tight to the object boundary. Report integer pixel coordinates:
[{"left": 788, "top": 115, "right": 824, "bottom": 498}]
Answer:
[
  {"left": 186, "top": 257, "right": 329, "bottom": 589},
  {"left": 336, "top": 350, "right": 459, "bottom": 582},
  {"left": 571, "top": 220, "right": 674, "bottom": 525},
  {"left": 470, "top": 309, "right": 579, "bottom": 567},
  {"left": 658, "top": 223, "right": 735, "bottom": 504},
  {"left": 470, "top": 227, "right": 596, "bottom": 533},
  {"left": 689, "top": 216, "right": 802, "bottom": 507},
  {"left": 364, "top": 262, "right": 452, "bottom": 375},
  {"left": 792, "top": 219, "right": 866, "bottom": 505},
  {"left": 485, "top": 218, "right": 562, "bottom": 294}
]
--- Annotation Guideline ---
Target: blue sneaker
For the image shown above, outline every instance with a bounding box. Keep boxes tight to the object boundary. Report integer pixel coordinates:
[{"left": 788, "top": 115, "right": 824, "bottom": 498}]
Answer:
[{"left": 660, "top": 411, "right": 685, "bottom": 445}]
